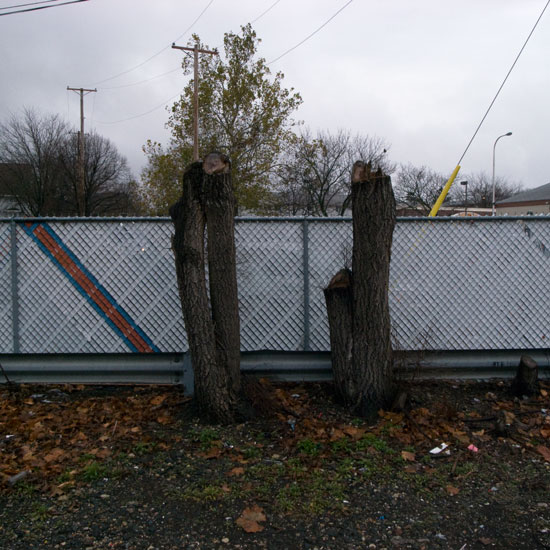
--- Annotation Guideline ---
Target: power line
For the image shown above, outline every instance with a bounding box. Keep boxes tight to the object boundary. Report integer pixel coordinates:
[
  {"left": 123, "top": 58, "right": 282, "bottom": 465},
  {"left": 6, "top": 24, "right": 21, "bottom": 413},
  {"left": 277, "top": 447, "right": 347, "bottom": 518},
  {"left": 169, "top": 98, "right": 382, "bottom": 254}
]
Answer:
[
  {"left": 0, "top": 0, "right": 61, "bottom": 11},
  {"left": 93, "top": 0, "right": 215, "bottom": 85},
  {"left": 94, "top": 92, "right": 182, "bottom": 125},
  {"left": 457, "top": 0, "right": 550, "bottom": 165},
  {"left": 0, "top": 0, "right": 88, "bottom": 16},
  {"left": 268, "top": 0, "right": 353, "bottom": 65},
  {"left": 98, "top": 66, "right": 182, "bottom": 91},
  {"left": 250, "top": 0, "right": 282, "bottom": 24}
]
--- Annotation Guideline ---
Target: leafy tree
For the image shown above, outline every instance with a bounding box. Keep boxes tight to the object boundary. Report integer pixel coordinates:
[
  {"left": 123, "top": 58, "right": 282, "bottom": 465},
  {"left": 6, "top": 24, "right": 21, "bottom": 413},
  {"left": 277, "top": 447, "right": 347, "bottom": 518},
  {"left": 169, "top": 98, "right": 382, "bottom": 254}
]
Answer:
[
  {"left": 273, "top": 129, "right": 393, "bottom": 216},
  {"left": 0, "top": 108, "right": 138, "bottom": 216},
  {"left": 140, "top": 140, "right": 190, "bottom": 215},
  {"left": 144, "top": 24, "right": 302, "bottom": 213}
]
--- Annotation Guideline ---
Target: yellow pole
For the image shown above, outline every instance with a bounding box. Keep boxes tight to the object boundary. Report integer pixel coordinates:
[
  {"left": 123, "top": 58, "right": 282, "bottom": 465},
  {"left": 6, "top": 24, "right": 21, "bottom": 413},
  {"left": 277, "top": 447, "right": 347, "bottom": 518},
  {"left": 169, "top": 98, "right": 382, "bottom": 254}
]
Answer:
[{"left": 428, "top": 165, "right": 461, "bottom": 217}]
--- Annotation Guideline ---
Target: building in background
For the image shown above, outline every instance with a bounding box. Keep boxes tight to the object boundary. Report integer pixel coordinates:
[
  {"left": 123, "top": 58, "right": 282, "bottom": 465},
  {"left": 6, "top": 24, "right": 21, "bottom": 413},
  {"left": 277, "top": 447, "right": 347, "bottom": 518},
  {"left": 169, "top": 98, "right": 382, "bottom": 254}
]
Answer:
[{"left": 496, "top": 182, "right": 550, "bottom": 215}]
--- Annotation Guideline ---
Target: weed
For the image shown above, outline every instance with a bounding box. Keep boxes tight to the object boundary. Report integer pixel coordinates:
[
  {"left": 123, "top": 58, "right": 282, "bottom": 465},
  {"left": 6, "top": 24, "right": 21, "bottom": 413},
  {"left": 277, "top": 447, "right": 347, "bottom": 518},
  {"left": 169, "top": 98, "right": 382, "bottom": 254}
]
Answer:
[
  {"left": 133, "top": 441, "right": 157, "bottom": 456},
  {"left": 242, "top": 445, "right": 262, "bottom": 460},
  {"left": 80, "top": 461, "right": 110, "bottom": 482},
  {"left": 297, "top": 438, "right": 322, "bottom": 456},
  {"left": 190, "top": 427, "right": 220, "bottom": 450},
  {"left": 330, "top": 438, "right": 351, "bottom": 453},
  {"left": 79, "top": 453, "right": 96, "bottom": 463},
  {"left": 30, "top": 503, "right": 49, "bottom": 523},
  {"left": 15, "top": 481, "right": 37, "bottom": 497},
  {"left": 174, "top": 482, "right": 228, "bottom": 502},
  {"left": 355, "top": 433, "right": 393, "bottom": 454}
]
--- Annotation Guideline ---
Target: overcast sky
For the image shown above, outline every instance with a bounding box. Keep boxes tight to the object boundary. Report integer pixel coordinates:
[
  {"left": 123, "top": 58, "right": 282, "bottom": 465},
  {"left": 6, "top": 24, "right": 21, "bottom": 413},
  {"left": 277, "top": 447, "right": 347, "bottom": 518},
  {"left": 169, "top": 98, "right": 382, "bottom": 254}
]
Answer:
[{"left": 1, "top": 0, "right": 549, "bottom": 190}]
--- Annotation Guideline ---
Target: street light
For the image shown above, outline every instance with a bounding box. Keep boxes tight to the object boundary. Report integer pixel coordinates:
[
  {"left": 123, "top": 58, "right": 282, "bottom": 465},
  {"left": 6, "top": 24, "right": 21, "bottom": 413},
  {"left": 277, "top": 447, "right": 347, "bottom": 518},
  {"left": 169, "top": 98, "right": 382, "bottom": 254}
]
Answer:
[
  {"left": 460, "top": 181, "right": 468, "bottom": 215},
  {"left": 492, "top": 131, "right": 512, "bottom": 216}
]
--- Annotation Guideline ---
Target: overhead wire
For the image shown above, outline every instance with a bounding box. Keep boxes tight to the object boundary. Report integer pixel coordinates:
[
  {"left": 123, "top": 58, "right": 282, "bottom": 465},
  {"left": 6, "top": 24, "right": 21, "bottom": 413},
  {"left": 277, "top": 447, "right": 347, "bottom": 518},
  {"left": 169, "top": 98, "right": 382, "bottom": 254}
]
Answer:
[
  {"left": 250, "top": 0, "right": 282, "bottom": 25},
  {"left": 428, "top": 0, "right": 550, "bottom": 216},
  {"left": 457, "top": 0, "right": 550, "bottom": 165},
  {"left": 94, "top": 92, "right": 182, "bottom": 125},
  {"left": 0, "top": 0, "right": 61, "bottom": 11},
  {"left": 0, "top": 0, "right": 88, "bottom": 16},
  {"left": 99, "top": 67, "right": 182, "bottom": 91},
  {"left": 93, "top": 0, "right": 215, "bottom": 85},
  {"left": 267, "top": 0, "right": 353, "bottom": 65}
]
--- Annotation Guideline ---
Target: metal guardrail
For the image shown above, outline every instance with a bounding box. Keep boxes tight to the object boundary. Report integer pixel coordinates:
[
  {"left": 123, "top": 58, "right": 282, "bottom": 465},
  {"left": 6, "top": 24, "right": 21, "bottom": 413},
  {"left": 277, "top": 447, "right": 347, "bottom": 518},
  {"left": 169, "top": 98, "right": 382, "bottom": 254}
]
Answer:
[{"left": 1, "top": 350, "right": 549, "bottom": 393}]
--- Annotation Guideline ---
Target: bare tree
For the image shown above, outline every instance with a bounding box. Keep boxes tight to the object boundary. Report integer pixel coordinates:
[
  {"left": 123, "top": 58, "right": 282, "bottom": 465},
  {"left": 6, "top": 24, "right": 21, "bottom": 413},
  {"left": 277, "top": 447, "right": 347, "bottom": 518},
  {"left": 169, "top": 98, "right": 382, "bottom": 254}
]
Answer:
[
  {"left": 0, "top": 108, "right": 138, "bottom": 216},
  {"left": 458, "top": 171, "right": 523, "bottom": 208},
  {"left": 0, "top": 108, "right": 69, "bottom": 215},
  {"left": 393, "top": 163, "right": 459, "bottom": 214},
  {"left": 60, "top": 131, "right": 136, "bottom": 216},
  {"left": 274, "top": 129, "right": 393, "bottom": 216}
]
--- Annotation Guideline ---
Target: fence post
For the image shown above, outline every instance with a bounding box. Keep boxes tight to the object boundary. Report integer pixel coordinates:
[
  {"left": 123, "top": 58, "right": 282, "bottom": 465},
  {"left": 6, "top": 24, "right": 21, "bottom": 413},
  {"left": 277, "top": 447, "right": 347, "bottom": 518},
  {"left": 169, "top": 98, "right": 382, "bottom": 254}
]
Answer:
[
  {"left": 302, "top": 218, "right": 310, "bottom": 351},
  {"left": 10, "top": 219, "right": 20, "bottom": 353}
]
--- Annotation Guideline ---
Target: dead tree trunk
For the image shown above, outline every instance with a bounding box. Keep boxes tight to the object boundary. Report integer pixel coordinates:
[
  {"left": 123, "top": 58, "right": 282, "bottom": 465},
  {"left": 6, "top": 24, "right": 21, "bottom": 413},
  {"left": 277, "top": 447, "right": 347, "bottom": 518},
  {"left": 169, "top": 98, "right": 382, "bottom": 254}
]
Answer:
[
  {"left": 203, "top": 153, "right": 241, "bottom": 399},
  {"left": 324, "top": 269, "right": 355, "bottom": 406},
  {"left": 170, "top": 154, "right": 240, "bottom": 423},
  {"left": 324, "top": 162, "right": 396, "bottom": 418},
  {"left": 511, "top": 355, "right": 538, "bottom": 397}
]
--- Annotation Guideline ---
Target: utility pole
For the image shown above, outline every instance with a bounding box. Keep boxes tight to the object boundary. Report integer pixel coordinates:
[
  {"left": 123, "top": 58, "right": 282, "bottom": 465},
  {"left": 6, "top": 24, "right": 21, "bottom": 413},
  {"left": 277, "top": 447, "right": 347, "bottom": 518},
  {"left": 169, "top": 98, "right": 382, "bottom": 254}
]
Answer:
[
  {"left": 172, "top": 43, "right": 218, "bottom": 161},
  {"left": 67, "top": 86, "right": 97, "bottom": 215}
]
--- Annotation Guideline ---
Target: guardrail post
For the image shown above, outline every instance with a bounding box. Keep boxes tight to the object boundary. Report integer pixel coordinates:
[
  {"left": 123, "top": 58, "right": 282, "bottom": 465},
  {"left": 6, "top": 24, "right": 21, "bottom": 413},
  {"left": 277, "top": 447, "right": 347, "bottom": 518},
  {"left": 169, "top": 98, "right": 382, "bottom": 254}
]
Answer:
[
  {"left": 10, "top": 219, "right": 20, "bottom": 353},
  {"left": 302, "top": 218, "right": 310, "bottom": 351}
]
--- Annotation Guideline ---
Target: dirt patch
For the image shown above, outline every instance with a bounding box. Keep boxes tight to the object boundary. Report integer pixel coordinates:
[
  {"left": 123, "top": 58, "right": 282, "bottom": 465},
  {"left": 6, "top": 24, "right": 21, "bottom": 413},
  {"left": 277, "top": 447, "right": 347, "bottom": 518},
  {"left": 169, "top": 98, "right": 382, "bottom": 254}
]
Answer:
[{"left": 1, "top": 379, "right": 550, "bottom": 549}]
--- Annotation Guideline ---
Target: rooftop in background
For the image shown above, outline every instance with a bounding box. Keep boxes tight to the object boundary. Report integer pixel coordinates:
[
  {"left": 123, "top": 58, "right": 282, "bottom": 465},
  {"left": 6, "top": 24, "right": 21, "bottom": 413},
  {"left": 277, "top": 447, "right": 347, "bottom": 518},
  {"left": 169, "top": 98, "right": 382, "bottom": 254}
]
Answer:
[{"left": 497, "top": 182, "right": 550, "bottom": 204}]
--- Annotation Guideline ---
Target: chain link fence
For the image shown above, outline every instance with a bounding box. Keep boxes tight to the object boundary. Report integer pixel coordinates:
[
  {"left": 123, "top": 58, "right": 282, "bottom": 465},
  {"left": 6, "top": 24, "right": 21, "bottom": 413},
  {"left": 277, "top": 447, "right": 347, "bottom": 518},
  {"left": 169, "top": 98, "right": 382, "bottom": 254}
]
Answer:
[{"left": 1, "top": 217, "right": 548, "bottom": 355}]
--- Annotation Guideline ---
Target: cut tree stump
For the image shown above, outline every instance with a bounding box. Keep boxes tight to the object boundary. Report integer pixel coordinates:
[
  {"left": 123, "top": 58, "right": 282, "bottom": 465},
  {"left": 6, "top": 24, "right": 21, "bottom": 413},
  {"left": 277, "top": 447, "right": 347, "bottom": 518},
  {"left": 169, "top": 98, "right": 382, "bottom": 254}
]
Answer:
[
  {"left": 170, "top": 154, "right": 240, "bottom": 423},
  {"left": 511, "top": 355, "right": 538, "bottom": 397},
  {"left": 324, "top": 162, "right": 396, "bottom": 418}
]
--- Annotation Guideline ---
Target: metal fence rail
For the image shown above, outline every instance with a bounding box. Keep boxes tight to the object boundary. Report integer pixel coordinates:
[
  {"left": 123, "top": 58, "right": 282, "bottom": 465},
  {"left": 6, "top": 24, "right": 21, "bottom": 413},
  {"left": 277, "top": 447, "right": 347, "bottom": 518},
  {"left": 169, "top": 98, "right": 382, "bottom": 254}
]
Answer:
[{"left": 1, "top": 216, "right": 549, "bottom": 355}]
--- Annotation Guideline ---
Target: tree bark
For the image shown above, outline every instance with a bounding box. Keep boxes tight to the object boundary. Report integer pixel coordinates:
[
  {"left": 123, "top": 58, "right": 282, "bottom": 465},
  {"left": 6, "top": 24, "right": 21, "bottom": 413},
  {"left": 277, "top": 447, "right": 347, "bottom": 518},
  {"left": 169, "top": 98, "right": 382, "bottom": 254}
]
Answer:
[
  {"left": 352, "top": 162, "right": 396, "bottom": 417},
  {"left": 323, "top": 269, "right": 355, "bottom": 406},
  {"left": 170, "top": 156, "right": 240, "bottom": 423},
  {"left": 203, "top": 153, "right": 241, "bottom": 399},
  {"left": 511, "top": 355, "right": 538, "bottom": 397},
  {"left": 324, "top": 162, "right": 396, "bottom": 418}
]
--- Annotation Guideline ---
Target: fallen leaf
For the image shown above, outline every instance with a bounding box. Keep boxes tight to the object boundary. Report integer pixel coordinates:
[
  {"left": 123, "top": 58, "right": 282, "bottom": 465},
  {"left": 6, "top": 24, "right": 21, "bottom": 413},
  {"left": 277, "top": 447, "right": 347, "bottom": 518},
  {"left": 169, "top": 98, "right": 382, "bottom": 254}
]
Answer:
[
  {"left": 236, "top": 504, "right": 266, "bottom": 533},
  {"left": 446, "top": 485, "right": 460, "bottom": 495},
  {"left": 503, "top": 411, "right": 516, "bottom": 425},
  {"left": 199, "top": 446, "right": 222, "bottom": 459},
  {"left": 479, "top": 537, "right": 492, "bottom": 546},
  {"left": 228, "top": 467, "right": 245, "bottom": 477},
  {"left": 401, "top": 450, "right": 416, "bottom": 462},
  {"left": 536, "top": 445, "right": 550, "bottom": 462},
  {"left": 156, "top": 414, "right": 172, "bottom": 425},
  {"left": 44, "top": 448, "right": 65, "bottom": 463},
  {"left": 150, "top": 395, "right": 167, "bottom": 406},
  {"left": 343, "top": 425, "right": 366, "bottom": 440}
]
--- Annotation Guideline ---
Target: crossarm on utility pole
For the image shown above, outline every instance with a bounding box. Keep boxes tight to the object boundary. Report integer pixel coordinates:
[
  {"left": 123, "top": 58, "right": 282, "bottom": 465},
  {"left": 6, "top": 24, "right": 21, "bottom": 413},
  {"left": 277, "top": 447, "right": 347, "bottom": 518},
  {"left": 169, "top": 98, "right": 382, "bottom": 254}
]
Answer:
[
  {"left": 172, "top": 43, "right": 218, "bottom": 162},
  {"left": 67, "top": 86, "right": 97, "bottom": 215}
]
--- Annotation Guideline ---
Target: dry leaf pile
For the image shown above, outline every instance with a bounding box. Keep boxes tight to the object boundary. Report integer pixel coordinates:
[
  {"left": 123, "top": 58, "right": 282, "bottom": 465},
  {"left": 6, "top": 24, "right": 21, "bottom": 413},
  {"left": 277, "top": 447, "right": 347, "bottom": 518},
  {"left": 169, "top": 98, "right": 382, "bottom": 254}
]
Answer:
[{"left": 0, "top": 385, "right": 187, "bottom": 489}]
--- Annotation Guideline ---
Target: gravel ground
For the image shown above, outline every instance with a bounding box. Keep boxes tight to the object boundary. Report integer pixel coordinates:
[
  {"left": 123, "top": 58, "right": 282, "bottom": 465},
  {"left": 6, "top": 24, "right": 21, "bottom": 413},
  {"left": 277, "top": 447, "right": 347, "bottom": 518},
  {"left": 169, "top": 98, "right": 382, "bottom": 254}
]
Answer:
[{"left": 1, "top": 379, "right": 550, "bottom": 550}]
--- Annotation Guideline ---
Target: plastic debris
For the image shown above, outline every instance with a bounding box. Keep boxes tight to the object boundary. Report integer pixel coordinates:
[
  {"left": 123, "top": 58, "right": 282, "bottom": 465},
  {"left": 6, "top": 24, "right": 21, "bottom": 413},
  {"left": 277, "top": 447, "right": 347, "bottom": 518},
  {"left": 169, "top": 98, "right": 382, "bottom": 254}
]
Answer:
[
  {"left": 429, "top": 443, "right": 449, "bottom": 455},
  {"left": 7, "top": 470, "right": 30, "bottom": 486},
  {"left": 468, "top": 444, "right": 479, "bottom": 453}
]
